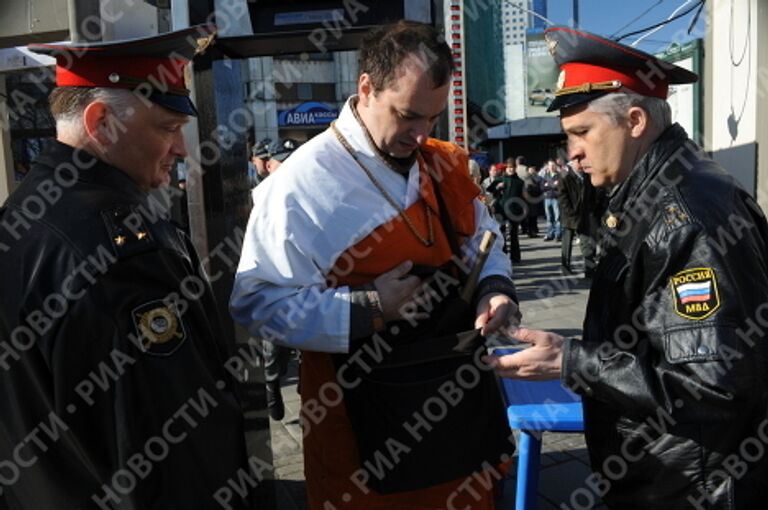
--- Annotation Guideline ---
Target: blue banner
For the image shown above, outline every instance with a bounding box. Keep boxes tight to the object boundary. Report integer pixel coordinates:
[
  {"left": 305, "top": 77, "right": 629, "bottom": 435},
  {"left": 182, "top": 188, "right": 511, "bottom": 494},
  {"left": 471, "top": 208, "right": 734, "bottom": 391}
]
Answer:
[{"left": 278, "top": 102, "right": 339, "bottom": 126}]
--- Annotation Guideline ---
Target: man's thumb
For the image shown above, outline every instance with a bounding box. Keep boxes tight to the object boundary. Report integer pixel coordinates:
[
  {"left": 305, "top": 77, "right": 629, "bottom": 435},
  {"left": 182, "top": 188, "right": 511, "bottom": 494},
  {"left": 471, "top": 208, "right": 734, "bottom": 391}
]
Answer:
[{"left": 387, "top": 260, "right": 413, "bottom": 279}]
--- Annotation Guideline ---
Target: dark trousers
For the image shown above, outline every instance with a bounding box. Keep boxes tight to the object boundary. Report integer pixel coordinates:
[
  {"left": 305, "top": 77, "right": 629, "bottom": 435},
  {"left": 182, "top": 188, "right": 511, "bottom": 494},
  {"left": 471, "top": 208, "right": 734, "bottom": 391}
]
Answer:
[
  {"left": 561, "top": 228, "right": 576, "bottom": 271},
  {"left": 579, "top": 233, "right": 597, "bottom": 274},
  {"left": 524, "top": 214, "right": 538, "bottom": 237},
  {"left": 561, "top": 228, "right": 598, "bottom": 274},
  {"left": 263, "top": 339, "right": 290, "bottom": 385},
  {"left": 501, "top": 220, "right": 521, "bottom": 263}
]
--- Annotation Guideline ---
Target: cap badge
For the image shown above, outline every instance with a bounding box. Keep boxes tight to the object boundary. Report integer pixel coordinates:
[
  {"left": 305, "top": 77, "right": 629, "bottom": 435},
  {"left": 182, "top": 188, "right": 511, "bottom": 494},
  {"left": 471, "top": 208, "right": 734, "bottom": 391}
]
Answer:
[
  {"left": 108, "top": 73, "right": 120, "bottom": 83},
  {"left": 195, "top": 33, "right": 215, "bottom": 54},
  {"left": 557, "top": 70, "right": 566, "bottom": 91},
  {"left": 545, "top": 35, "right": 558, "bottom": 56}
]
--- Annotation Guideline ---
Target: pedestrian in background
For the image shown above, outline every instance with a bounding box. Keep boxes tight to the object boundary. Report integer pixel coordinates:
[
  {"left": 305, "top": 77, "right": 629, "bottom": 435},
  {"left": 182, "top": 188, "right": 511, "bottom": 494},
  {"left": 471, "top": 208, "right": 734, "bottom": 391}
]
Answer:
[
  {"left": 558, "top": 159, "right": 585, "bottom": 274},
  {"left": 572, "top": 158, "right": 605, "bottom": 277},
  {"left": 486, "top": 162, "right": 508, "bottom": 223},
  {"left": 541, "top": 159, "right": 562, "bottom": 241},
  {"left": 260, "top": 137, "right": 301, "bottom": 421},
  {"left": 488, "top": 157, "right": 524, "bottom": 263},
  {"left": 468, "top": 158, "right": 483, "bottom": 187},
  {"left": 248, "top": 137, "right": 271, "bottom": 187},
  {"left": 522, "top": 165, "right": 543, "bottom": 237}
]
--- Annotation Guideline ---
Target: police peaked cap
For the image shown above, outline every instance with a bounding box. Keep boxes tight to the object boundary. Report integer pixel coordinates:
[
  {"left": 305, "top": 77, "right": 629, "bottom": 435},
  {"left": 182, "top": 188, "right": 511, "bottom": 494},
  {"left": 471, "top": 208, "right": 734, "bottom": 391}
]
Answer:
[
  {"left": 269, "top": 139, "right": 300, "bottom": 162},
  {"left": 544, "top": 27, "right": 698, "bottom": 112},
  {"left": 28, "top": 24, "right": 216, "bottom": 116},
  {"left": 251, "top": 138, "right": 272, "bottom": 159}
]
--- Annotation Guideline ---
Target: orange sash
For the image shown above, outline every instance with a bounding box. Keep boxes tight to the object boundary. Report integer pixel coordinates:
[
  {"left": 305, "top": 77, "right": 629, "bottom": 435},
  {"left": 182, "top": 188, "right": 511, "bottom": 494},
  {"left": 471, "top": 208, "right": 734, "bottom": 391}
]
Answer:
[{"left": 301, "top": 140, "right": 496, "bottom": 509}]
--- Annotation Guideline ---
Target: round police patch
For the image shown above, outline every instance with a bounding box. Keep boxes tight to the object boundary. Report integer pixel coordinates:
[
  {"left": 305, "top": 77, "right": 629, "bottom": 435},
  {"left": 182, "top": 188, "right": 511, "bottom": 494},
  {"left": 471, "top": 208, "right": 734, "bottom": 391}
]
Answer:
[
  {"left": 670, "top": 267, "right": 721, "bottom": 320},
  {"left": 132, "top": 300, "right": 187, "bottom": 355}
]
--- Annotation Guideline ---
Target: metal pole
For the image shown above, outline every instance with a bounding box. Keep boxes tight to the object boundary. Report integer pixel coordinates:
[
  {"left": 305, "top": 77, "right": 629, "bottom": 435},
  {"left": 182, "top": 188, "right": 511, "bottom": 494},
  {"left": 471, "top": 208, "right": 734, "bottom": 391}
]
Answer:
[
  {"left": 572, "top": 0, "right": 579, "bottom": 29},
  {"left": 67, "top": 0, "right": 102, "bottom": 42}
]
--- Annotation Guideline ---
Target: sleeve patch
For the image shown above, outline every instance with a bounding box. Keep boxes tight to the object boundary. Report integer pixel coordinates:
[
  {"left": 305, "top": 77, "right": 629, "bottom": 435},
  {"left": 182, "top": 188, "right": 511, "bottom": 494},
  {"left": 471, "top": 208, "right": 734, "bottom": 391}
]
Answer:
[
  {"left": 132, "top": 300, "right": 187, "bottom": 356},
  {"left": 670, "top": 267, "right": 721, "bottom": 320}
]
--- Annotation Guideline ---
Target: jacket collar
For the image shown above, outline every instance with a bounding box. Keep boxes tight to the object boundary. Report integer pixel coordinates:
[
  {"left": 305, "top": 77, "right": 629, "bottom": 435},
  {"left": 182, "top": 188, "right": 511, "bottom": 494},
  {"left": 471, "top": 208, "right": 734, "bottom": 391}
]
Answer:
[
  {"left": 35, "top": 140, "right": 148, "bottom": 202},
  {"left": 601, "top": 123, "right": 693, "bottom": 255}
]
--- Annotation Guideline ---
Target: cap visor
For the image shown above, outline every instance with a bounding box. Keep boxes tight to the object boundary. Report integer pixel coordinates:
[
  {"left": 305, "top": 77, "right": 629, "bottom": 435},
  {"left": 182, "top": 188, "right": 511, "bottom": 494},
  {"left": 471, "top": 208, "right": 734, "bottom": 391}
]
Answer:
[
  {"left": 148, "top": 92, "right": 197, "bottom": 116},
  {"left": 272, "top": 153, "right": 292, "bottom": 162},
  {"left": 547, "top": 91, "right": 611, "bottom": 113}
]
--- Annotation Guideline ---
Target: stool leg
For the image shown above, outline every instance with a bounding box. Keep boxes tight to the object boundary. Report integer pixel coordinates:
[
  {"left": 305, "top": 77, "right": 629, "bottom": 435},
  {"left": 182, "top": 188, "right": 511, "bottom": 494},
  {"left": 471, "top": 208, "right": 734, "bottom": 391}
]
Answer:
[{"left": 515, "top": 430, "right": 542, "bottom": 510}]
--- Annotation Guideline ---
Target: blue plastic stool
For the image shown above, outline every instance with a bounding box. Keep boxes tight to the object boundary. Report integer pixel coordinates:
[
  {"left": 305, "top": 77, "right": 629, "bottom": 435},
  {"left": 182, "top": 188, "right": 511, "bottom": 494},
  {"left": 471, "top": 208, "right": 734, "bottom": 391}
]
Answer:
[{"left": 495, "top": 348, "right": 585, "bottom": 510}]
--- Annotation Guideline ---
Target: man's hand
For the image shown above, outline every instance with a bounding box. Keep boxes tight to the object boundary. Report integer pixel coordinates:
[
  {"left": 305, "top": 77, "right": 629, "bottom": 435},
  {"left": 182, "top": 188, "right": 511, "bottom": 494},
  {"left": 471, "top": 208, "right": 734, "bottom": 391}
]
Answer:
[
  {"left": 373, "top": 260, "right": 422, "bottom": 322},
  {"left": 474, "top": 292, "right": 521, "bottom": 336},
  {"left": 484, "top": 327, "right": 564, "bottom": 380}
]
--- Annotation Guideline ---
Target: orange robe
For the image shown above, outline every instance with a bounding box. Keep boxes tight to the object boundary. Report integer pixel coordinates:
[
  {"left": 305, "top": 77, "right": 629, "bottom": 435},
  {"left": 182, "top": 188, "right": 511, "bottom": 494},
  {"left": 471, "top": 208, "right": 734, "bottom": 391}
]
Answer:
[{"left": 301, "top": 140, "right": 497, "bottom": 509}]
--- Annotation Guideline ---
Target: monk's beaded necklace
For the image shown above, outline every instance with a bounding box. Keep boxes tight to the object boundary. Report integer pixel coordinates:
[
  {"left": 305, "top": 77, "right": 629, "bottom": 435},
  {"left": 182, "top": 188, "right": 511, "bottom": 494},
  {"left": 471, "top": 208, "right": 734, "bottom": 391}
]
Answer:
[{"left": 330, "top": 121, "right": 434, "bottom": 247}]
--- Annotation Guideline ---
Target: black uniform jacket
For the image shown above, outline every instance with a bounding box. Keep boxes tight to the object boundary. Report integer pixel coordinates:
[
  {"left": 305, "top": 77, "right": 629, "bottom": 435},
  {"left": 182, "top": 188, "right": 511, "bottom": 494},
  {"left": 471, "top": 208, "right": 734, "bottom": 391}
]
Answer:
[
  {"left": 487, "top": 174, "right": 525, "bottom": 221},
  {"left": 557, "top": 168, "right": 583, "bottom": 231},
  {"left": 562, "top": 125, "right": 768, "bottom": 509},
  {"left": 0, "top": 142, "right": 247, "bottom": 509}
]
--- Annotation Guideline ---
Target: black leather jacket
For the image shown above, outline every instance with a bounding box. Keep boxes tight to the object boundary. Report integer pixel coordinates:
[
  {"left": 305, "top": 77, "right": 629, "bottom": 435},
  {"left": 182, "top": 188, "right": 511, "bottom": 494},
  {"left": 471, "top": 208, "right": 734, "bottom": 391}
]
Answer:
[
  {"left": 0, "top": 142, "right": 247, "bottom": 509},
  {"left": 562, "top": 125, "right": 768, "bottom": 509}
]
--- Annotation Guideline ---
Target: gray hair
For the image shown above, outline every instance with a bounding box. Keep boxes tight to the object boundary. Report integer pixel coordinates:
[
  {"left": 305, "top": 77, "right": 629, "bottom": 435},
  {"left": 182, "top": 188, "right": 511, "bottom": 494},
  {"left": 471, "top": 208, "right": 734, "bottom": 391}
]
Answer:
[
  {"left": 53, "top": 87, "right": 140, "bottom": 136},
  {"left": 468, "top": 159, "right": 481, "bottom": 178},
  {"left": 586, "top": 89, "right": 672, "bottom": 130}
]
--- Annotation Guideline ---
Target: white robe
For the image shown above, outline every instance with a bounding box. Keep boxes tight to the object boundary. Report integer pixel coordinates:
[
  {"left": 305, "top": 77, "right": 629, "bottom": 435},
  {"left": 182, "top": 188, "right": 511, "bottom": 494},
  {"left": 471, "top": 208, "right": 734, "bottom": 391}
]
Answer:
[{"left": 230, "top": 97, "right": 512, "bottom": 353}]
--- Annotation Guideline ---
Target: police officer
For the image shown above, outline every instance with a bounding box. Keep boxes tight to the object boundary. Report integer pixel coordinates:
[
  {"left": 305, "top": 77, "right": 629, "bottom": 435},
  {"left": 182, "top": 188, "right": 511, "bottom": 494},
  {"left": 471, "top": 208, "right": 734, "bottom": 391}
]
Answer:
[
  {"left": 265, "top": 138, "right": 300, "bottom": 174},
  {"left": 260, "top": 137, "right": 301, "bottom": 421},
  {"left": 0, "top": 26, "right": 248, "bottom": 509},
  {"left": 249, "top": 138, "right": 271, "bottom": 186},
  {"left": 488, "top": 27, "right": 768, "bottom": 509}
]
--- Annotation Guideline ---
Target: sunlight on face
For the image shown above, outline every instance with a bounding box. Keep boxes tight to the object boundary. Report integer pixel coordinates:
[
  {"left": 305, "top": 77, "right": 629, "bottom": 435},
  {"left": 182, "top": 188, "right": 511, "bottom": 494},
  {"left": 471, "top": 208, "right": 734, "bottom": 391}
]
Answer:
[
  {"left": 357, "top": 57, "right": 449, "bottom": 158},
  {"left": 104, "top": 101, "right": 189, "bottom": 190},
  {"left": 561, "top": 107, "right": 633, "bottom": 188}
]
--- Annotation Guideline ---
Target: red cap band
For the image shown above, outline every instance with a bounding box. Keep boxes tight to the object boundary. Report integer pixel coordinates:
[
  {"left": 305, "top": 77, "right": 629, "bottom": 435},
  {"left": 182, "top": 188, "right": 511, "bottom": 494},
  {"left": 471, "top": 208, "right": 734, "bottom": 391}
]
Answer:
[
  {"left": 55, "top": 55, "right": 188, "bottom": 92},
  {"left": 561, "top": 62, "right": 668, "bottom": 99}
]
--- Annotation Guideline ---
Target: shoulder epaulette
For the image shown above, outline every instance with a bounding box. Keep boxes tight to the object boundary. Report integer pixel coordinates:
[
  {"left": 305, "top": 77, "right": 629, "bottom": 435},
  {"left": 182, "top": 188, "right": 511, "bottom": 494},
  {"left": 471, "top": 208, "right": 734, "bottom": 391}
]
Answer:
[
  {"left": 101, "top": 205, "right": 156, "bottom": 259},
  {"left": 659, "top": 192, "right": 694, "bottom": 231}
]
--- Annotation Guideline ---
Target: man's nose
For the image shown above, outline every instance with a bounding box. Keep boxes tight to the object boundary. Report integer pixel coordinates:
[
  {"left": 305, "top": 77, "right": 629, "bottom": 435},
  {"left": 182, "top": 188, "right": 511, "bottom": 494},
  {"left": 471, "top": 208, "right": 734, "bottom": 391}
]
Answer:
[
  {"left": 173, "top": 130, "right": 188, "bottom": 158},
  {"left": 412, "top": 120, "right": 434, "bottom": 145},
  {"left": 568, "top": 142, "right": 583, "bottom": 161}
]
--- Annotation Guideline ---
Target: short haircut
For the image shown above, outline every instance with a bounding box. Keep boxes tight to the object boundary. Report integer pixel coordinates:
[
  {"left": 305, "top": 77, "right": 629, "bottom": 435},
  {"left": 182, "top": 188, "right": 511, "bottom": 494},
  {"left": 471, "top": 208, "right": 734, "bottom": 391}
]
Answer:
[
  {"left": 587, "top": 89, "right": 672, "bottom": 130},
  {"left": 468, "top": 159, "right": 481, "bottom": 177},
  {"left": 359, "top": 20, "right": 453, "bottom": 92},
  {"left": 49, "top": 86, "right": 140, "bottom": 132}
]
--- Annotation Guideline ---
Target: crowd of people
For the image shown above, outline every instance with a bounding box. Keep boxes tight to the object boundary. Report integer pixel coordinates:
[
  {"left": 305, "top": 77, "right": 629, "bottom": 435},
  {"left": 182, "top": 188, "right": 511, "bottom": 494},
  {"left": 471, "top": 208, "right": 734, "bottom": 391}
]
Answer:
[{"left": 476, "top": 155, "right": 604, "bottom": 277}]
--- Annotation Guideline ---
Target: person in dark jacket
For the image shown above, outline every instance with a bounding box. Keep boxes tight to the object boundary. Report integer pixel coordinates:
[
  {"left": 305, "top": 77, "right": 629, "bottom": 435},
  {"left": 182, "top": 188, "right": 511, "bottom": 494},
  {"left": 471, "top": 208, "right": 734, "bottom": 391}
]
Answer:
[
  {"left": 522, "top": 165, "right": 543, "bottom": 237},
  {"left": 558, "top": 158, "right": 604, "bottom": 276},
  {"left": 557, "top": 160, "right": 582, "bottom": 273},
  {"left": 0, "top": 26, "right": 249, "bottom": 509},
  {"left": 261, "top": 137, "right": 301, "bottom": 421},
  {"left": 488, "top": 28, "right": 768, "bottom": 510},
  {"left": 248, "top": 137, "right": 271, "bottom": 187},
  {"left": 487, "top": 159, "right": 525, "bottom": 263}
]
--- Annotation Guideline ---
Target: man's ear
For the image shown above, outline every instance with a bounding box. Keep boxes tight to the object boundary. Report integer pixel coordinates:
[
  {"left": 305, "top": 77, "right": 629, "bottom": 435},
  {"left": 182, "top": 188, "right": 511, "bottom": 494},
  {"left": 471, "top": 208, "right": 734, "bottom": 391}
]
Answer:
[
  {"left": 82, "top": 101, "right": 115, "bottom": 147},
  {"left": 627, "top": 106, "right": 649, "bottom": 139},
  {"left": 357, "top": 73, "right": 373, "bottom": 106}
]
